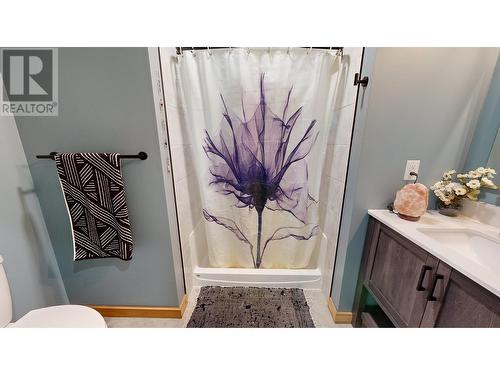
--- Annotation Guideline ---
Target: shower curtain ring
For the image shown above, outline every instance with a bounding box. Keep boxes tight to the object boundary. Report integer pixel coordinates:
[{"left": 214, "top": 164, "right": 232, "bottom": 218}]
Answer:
[{"left": 308, "top": 47, "right": 312, "bottom": 55}]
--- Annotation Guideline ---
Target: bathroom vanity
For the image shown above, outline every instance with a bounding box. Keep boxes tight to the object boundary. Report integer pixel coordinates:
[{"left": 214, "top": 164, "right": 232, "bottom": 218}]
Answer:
[{"left": 353, "top": 209, "right": 500, "bottom": 328}]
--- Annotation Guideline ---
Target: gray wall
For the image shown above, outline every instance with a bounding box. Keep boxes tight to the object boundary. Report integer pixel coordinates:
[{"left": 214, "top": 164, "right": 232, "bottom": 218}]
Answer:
[
  {"left": 0, "top": 106, "right": 68, "bottom": 320},
  {"left": 15, "top": 48, "right": 179, "bottom": 306},
  {"left": 464, "top": 54, "right": 500, "bottom": 205},
  {"left": 332, "top": 48, "right": 499, "bottom": 311}
]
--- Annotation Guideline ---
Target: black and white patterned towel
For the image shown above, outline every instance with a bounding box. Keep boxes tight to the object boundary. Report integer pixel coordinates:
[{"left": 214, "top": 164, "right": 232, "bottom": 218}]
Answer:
[{"left": 54, "top": 153, "right": 133, "bottom": 261}]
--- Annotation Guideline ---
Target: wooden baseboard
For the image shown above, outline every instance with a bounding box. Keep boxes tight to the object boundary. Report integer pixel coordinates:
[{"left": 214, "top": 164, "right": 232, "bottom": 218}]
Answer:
[
  {"left": 89, "top": 294, "right": 188, "bottom": 319},
  {"left": 328, "top": 298, "right": 353, "bottom": 324}
]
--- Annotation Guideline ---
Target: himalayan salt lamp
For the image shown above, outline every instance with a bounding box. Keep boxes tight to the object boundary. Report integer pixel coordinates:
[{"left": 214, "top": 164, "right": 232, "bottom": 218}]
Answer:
[{"left": 393, "top": 183, "right": 429, "bottom": 221}]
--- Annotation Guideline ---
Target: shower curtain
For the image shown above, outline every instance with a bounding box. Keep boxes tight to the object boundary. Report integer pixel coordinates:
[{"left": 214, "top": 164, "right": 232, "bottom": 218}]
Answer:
[{"left": 175, "top": 48, "right": 340, "bottom": 269}]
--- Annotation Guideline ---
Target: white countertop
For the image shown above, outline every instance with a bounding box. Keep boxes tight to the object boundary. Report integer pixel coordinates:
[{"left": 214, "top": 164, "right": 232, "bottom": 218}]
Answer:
[{"left": 368, "top": 209, "right": 500, "bottom": 298}]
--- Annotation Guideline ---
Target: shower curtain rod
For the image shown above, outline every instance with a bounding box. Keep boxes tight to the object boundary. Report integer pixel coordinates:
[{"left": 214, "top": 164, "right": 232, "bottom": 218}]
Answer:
[
  {"left": 36, "top": 151, "right": 148, "bottom": 160},
  {"left": 175, "top": 47, "right": 343, "bottom": 55}
]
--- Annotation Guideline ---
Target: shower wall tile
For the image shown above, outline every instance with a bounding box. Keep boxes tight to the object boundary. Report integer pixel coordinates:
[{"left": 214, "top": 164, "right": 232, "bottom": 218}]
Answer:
[
  {"left": 175, "top": 173, "right": 203, "bottom": 245},
  {"left": 318, "top": 174, "right": 331, "bottom": 208},
  {"left": 324, "top": 202, "right": 341, "bottom": 243},
  {"left": 180, "top": 241, "right": 194, "bottom": 293},
  {"left": 324, "top": 144, "right": 349, "bottom": 182},
  {"left": 327, "top": 179, "right": 346, "bottom": 213},
  {"left": 317, "top": 47, "right": 361, "bottom": 297},
  {"left": 164, "top": 82, "right": 180, "bottom": 109},
  {"left": 322, "top": 218, "right": 343, "bottom": 276},
  {"left": 318, "top": 188, "right": 342, "bottom": 295},
  {"left": 319, "top": 177, "right": 344, "bottom": 236},
  {"left": 161, "top": 49, "right": 204, "bottom": 283},
  {"left": 166, "top": 114, "right": 200, "bottom": 254},
  {"left": 333, "top": 47, "right": 363, "bottom": 111},
  {"left": 160, "top": 48, "right": 181, "bottom": 109},
  {"left": 161, "top": 59, "right": 201, "bottom": 264},
  {"left": 330, "top": 145, "right": 349, "bottom": 183},
  {"left": 170, "top": 144, "right": 194, "bottom": 182},
  {"left": 166, "top": 104, "right": 191, "bottom": 146},
  {"left": 328, "top": 104, "right": 356, "bottom": 146}
]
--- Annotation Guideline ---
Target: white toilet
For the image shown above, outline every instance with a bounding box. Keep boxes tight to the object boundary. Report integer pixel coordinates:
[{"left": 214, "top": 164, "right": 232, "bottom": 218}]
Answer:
[{"left": 0, "top": 255, "right": 107, "bottom": 328}]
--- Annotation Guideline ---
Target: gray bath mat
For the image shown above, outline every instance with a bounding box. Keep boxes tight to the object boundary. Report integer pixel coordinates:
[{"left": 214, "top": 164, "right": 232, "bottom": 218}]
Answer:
[{"left": 187, "top": 286, "right": 315, "bottom": 328}]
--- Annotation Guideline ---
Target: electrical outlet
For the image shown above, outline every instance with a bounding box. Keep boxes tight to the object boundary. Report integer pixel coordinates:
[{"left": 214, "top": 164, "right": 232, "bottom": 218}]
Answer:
[{"left": 404, "top": 160, "right": 420, "bottom": 180}]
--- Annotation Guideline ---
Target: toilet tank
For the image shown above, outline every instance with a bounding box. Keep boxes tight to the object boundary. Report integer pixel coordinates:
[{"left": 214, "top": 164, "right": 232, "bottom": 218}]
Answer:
[{"left": 0, "top": 256, "right": 13, "bottom": 327}]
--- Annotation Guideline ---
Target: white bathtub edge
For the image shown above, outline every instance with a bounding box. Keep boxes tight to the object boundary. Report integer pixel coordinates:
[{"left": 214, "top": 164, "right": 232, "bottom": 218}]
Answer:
[{"left": 193, "top": 266, "right": 322, "bottom": 289}]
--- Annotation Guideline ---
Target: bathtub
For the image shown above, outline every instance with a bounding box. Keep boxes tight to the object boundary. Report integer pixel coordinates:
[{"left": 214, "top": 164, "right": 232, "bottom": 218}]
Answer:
[
  {"left": 193, "top": 266, "right": 322, "bottom": 289},
  {"left": 185, "top": 222, "right": 329, "bottom": 291}
]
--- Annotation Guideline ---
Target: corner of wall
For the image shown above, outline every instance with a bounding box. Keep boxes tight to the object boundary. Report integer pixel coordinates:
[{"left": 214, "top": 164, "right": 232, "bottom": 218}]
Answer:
[{"left": 0, "top": 100, "right": 68, "bottom": 319}]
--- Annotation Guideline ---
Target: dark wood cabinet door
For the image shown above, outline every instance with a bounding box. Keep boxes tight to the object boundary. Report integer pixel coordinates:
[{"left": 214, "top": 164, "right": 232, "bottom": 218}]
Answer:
[
  {"left": 365, "top": 224, "right": 439, "bottom": 327},
  {"left": 421, "top": 262, "right": 500, "bottom": 327}
]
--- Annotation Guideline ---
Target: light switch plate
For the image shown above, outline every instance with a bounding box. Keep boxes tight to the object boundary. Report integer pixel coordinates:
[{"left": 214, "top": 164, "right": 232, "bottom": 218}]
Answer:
[{"left": 404, "top": 160, "right": 420, "bottom": 180}]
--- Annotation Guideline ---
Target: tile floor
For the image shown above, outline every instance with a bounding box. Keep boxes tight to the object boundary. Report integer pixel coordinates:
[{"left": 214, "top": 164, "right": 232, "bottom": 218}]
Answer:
[{"left": 105, "top": 287, "right": 352, "bottom": 328}]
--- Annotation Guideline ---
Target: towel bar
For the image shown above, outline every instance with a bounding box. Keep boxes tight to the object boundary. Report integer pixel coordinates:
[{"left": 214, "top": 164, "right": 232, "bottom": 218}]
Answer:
[{"left": 36, "top": 151, "right": 148, "bottom": 160}]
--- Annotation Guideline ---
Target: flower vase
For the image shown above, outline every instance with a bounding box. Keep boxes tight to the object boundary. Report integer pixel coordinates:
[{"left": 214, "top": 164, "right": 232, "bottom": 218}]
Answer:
[{"left": 437, "top": 201, "right": 461, "bottom": 217}]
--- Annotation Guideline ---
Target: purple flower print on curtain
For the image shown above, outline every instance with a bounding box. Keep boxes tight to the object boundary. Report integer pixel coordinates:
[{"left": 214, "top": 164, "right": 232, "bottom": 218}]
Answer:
[{"left": 203, "top": 74, "right": 320, "bottom": 268}]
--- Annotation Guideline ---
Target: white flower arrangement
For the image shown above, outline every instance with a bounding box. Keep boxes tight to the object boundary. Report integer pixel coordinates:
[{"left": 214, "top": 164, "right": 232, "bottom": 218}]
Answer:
[{"left": 430, "top": 167, "right": 498, "bottom": 206}]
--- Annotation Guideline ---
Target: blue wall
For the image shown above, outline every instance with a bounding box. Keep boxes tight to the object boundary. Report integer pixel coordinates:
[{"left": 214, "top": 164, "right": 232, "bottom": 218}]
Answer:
[
  {"left": 332, "top": 48, "right": 499, "bottom": 311},
  {"left": 0, "top": 109, "right": 68, "bottom": 320},
  {"left": 15, "top": 48, "right": 180, "bottom": 307},
  {"left": 464, "top": 54, "right": 500, "bottom": 205}
]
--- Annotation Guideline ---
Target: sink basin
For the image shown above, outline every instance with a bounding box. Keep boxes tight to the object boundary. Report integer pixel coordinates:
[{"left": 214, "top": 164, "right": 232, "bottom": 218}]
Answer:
[{"left": 417, "top": 228, "right": 500, "bottom": 271}]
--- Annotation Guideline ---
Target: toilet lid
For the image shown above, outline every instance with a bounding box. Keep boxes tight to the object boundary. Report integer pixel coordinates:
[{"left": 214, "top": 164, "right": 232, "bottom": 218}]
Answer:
[{"left": 9, "top": 305, "right": 107, "bottom": 328}]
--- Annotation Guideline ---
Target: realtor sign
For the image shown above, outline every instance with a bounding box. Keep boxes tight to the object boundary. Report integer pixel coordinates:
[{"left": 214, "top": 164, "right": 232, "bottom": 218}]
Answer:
[{"left": 0, "top": 48, "right": 58, "bottom": 116}]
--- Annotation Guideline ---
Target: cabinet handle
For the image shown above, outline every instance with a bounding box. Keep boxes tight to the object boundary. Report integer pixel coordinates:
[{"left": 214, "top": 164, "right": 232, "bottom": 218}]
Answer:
[
  {"left": 427, "top": 274, "right": 444, "bottom": 301},
  {"left": 416, "top": 265, "right": 432, "bottom": 291}
]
